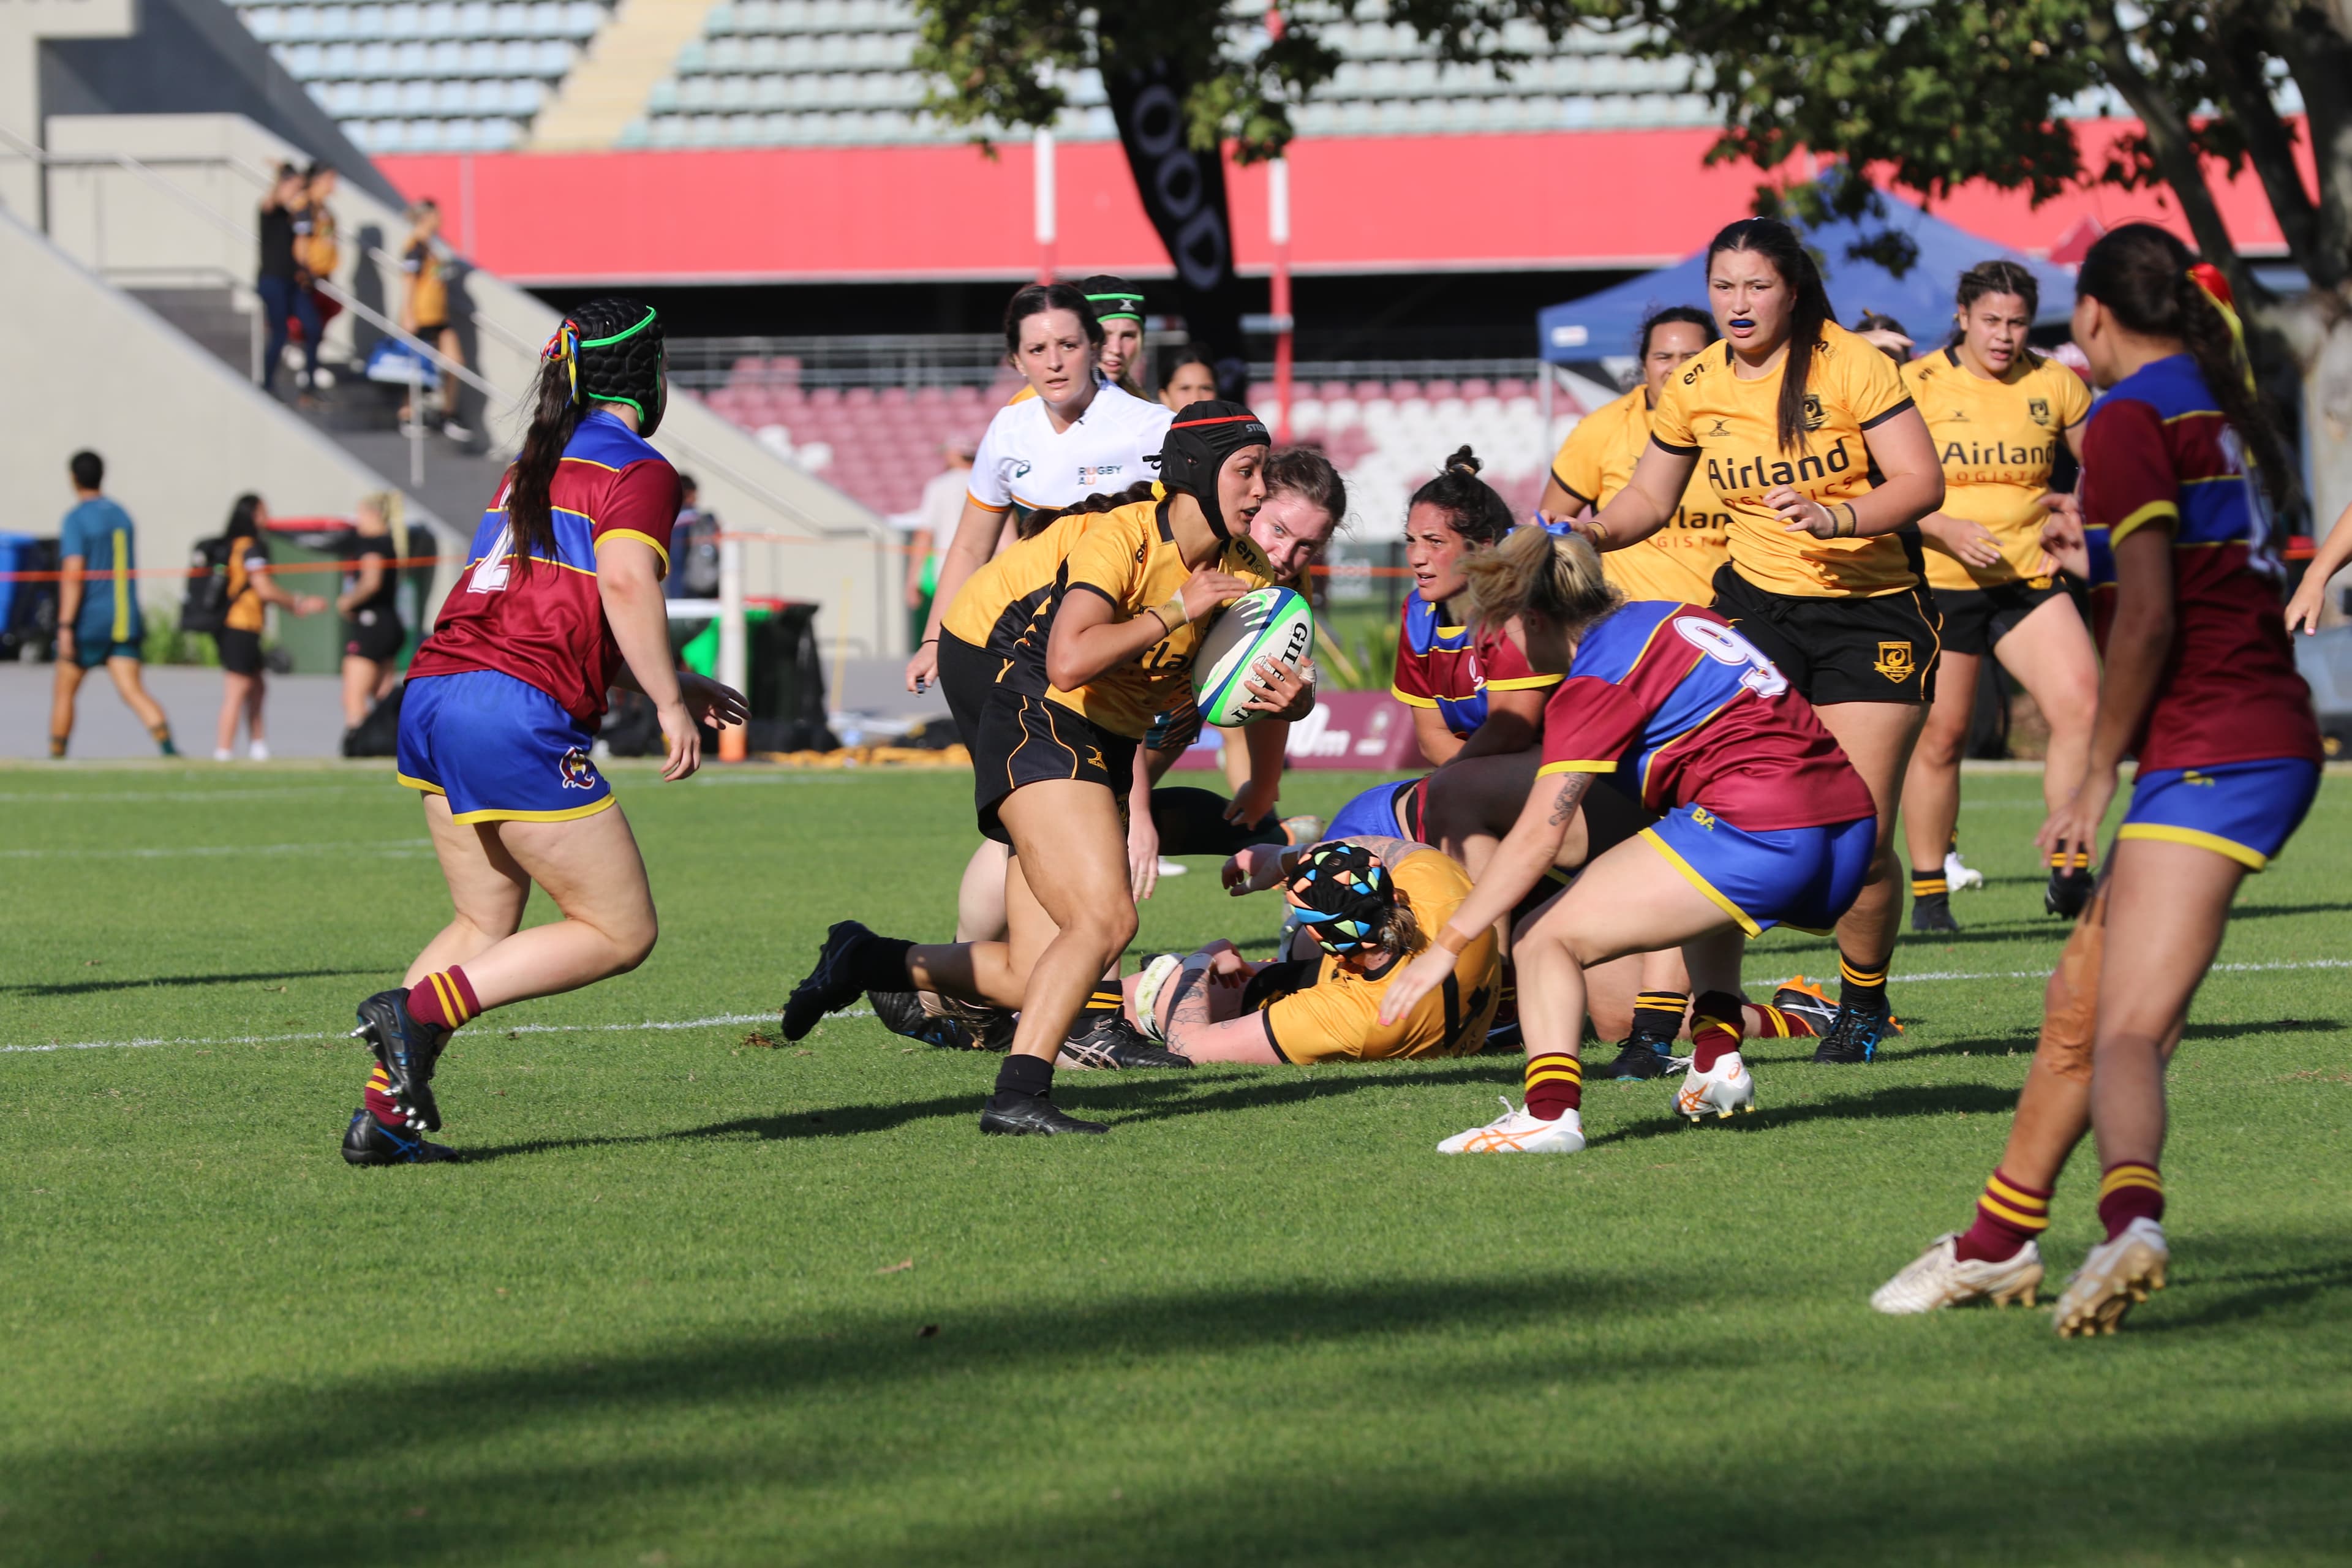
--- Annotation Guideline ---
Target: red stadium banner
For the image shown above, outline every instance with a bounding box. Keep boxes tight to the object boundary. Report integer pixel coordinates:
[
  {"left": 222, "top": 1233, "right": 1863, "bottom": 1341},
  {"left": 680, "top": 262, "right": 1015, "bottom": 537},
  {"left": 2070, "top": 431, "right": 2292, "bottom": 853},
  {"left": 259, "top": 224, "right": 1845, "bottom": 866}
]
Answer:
[{"left": 1170, "top": 688, "right": 1423, "bottom": 772}]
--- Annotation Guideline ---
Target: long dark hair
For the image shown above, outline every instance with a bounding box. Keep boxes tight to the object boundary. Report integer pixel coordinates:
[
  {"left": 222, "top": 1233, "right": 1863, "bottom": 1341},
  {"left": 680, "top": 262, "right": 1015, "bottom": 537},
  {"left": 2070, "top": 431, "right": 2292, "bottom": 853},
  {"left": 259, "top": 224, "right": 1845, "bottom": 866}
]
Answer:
[
  {"left": 506, "top": 348, "right": 581, "bottom": 569},
  {"left": 2077, "top": 224, "right": 2292, "bottom": 510},
  {"left": 1408, "top": 446, "right": 1513, "bottom": 546},
  {"left": 1014, "top": 479, "right": 1158, "bottom": 540},
  {"left": 225, "top": 493, "right": 263, "bottom": 542},
  {"left": 1002, "top": 281, "right": 1104, "bottom": 361},
  {"left": 1706, "top": 217, "right": 1834, "bottom": 452}
]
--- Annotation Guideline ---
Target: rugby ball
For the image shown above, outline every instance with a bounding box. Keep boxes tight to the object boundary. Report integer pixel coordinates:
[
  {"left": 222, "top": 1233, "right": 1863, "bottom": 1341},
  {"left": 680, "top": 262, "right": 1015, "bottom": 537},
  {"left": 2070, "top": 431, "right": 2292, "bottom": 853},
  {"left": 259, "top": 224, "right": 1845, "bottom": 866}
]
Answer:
[{"left": 1194, "top": 586, "right": 1314, "bottom": 728}]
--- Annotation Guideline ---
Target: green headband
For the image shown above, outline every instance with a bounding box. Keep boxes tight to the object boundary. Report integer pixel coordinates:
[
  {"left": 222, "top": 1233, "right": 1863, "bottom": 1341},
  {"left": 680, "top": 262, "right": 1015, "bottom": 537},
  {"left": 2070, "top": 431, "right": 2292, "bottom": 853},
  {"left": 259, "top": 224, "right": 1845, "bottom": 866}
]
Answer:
[
  {"left": 1086, "top": 290, "right": 1145, "bottom": 323},
  {"left": 579, "top": 306, "right": 658, "bottom": 350}
]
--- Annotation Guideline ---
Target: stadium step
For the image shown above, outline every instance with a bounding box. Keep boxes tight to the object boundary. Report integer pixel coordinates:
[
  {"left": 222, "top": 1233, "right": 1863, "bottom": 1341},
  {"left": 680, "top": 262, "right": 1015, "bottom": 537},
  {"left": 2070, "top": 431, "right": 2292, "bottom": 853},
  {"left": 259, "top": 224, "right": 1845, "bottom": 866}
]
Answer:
[{"left": 531, "top": 0, "right": 720, "bottom": 151}]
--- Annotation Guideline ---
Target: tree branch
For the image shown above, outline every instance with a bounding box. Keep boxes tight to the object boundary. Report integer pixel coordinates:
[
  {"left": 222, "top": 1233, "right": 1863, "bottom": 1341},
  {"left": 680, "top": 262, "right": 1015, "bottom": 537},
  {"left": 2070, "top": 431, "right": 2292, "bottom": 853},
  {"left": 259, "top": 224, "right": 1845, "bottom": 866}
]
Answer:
[
  {"left": 2206, "top": 13, "right": 2318, "bottom": 288},
  {"left": 2086, "top": 1, "right": 2253, "bottom": 301}
]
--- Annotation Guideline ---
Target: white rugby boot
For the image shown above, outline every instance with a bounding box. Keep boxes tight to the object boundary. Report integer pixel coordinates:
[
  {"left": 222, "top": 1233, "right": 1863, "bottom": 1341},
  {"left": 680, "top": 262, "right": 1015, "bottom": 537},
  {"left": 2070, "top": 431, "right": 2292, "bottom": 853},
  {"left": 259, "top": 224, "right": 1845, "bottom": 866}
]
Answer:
[
  {"left": 1871, "top": 1233, "right": 2044, "bottom": 1314},
  {"left": 2053, "top": 1218, "right": 2169, "bottom": 1338},
  {"left": 1438, "top": 1097, "right": 1586, "bottom": 1154},
  {"left": 1674, "top": 1050, "right": 1756, "bottom": 1121},
  {"left": 1944, "top": 850, "right": 1986, "bottom": 892}
]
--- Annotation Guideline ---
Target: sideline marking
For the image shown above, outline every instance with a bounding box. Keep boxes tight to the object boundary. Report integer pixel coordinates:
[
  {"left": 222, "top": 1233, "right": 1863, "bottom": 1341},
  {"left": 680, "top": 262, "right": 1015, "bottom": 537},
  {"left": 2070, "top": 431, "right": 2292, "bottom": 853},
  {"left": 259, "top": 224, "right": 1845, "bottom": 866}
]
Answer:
[
  {"left": 7, "top": 1009, "right": 871, "bottom": 1055},
  {"left": 0, "top": 839, "right": 432, "bottom": 861}
]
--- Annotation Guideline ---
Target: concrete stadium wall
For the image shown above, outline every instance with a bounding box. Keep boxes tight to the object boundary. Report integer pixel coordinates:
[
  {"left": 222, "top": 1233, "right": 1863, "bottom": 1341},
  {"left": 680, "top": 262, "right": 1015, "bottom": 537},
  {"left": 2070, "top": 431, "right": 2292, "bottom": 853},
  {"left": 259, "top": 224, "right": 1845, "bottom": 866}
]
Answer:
[
  {"left": 38, "top": 113, "right": 903, "bottom": 659},
  {"left": 0, "top": 203, "right": 464, "bottom": 627}
]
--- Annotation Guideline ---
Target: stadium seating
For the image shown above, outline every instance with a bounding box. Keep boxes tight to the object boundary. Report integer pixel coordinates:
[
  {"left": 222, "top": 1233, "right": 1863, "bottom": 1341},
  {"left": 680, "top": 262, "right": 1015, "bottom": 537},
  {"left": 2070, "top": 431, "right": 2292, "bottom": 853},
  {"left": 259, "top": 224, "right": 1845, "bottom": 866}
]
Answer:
[
  {"left": 232, "top": 0, "right": 619, "bottom": 152},
  {"left": 692, "top": 361, "right": 1572, "bottom": 533},
  {"left": 627, "top": 1, "right": 1710, "bottom": 148}
]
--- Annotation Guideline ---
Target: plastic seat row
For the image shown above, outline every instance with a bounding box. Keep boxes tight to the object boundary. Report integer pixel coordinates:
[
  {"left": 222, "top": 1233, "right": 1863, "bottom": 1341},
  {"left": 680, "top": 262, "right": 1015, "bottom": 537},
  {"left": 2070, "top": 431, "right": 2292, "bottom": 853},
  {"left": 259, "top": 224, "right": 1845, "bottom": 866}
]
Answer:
[
  {"left": 344, "top": 115, "right": 524, "bottom": 149},
  {"left": 278, "top": 40, "right": 576, "bottom": 80},
  {"left": 311, "top": 76, "right": 546, "bottom": 114},
  {"left": 237, "top": 0, "right": 604, "bottom": 43},
  {"left": 702, "top": 0, "right": 919, "bottom": 35}
]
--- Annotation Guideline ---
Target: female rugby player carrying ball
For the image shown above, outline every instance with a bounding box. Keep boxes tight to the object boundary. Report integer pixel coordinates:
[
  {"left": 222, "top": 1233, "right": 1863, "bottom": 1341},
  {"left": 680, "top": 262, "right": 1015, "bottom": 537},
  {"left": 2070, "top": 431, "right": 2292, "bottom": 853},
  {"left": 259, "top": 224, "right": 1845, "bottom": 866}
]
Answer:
[
  {"left": 344, "top": 298, "right": 745, "bottom": 1165},
  {"left": 783, "top": 404, "right": 1314, "bottom": 1133},
  {"left": 1898, "top": 262, "right": 2099, "bottom": 933},
  {"left": 1381, "top": 527, "right": 1878, "bottom": 1153},
  {"left": 1581, "top": 217, "right": 1945, "bottom": 1068},
  {"left": 1873, "top": 226, "right": 2320, "bottom": 1335}
]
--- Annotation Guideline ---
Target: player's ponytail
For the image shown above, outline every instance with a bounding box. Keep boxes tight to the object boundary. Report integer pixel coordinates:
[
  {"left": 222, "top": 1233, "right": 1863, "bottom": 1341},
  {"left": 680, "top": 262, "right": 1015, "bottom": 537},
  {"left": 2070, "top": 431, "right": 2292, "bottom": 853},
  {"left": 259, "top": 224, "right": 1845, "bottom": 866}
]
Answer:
[
  {"left": 1706, "top": 217, "right": 1834, "bottom": 453},
  {"left": 1408, "top": 446, "right": 1512, "bottom": 546},
  {"left": 506, "top": 333, "right": 582, "bottom": 570},
  {"left": 1367, "top": 888, "right": 1427, "bottom": 962},
  {"left": 2077, "top": 224, "right": 2293, "bottom": 511},
  {"left": 1463, "top": 519, "right": 1621, "bottom": 641}
]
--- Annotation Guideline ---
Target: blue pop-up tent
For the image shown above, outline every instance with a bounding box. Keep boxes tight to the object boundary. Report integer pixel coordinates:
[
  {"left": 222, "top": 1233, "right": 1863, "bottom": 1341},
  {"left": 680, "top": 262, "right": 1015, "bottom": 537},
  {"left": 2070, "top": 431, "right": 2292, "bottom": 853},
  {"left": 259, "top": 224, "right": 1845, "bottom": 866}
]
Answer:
[{"left": 1539, "top": 187, "right": 2075, "bottom": 362}]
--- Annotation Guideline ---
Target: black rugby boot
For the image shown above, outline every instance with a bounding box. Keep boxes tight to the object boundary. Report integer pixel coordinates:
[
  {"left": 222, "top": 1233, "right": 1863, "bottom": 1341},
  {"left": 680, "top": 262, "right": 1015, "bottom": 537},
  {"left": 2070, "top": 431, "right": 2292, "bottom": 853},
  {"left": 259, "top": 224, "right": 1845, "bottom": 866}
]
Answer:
[
  {"left": 978, "top": 1092, "right": 1109, "bottom": 1135},
  {"left": 352, "top": 989, "right": 449, "bottom": 1132},
  {"left": 782, "top": 921, "right": 884, "bottom": 1040},
  {"left": 2045, "top": 866, "right": 2096, "bottom": 919},
  {"left": 1911, "top": 892, "right": 1961, "bottom": 933},
  {"left": 1058, "top": 1011, "right": 1195, "bottom": 1069},
  {"left": 1594, "top": 1028, "right": 1679, "bottom": 1080},
  {"left": 870, "top": 990, "right": 978, "bottom": 1050},
  {"left": 1812, "top": 1005, "right": 1898, "bottom": 1065},
  {"left": 341, "top": 1107, "right": 458, "bottom": 1166}
]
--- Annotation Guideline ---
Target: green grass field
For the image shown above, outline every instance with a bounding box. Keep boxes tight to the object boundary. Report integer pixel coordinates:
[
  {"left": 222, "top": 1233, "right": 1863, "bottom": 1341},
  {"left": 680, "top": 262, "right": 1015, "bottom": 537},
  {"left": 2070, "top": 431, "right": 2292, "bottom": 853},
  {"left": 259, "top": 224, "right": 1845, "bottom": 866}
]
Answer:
[{"left": 6, "top": 763, "right": 2349, "bottom": 1567}]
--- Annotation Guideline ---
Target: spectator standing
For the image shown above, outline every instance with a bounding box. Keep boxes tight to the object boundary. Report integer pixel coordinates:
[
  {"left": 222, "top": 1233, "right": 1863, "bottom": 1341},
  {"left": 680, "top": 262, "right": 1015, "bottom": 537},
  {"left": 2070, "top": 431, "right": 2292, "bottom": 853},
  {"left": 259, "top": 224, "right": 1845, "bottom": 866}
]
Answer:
[
  {"left": 666, "top": 474, "right": 721, "bottom": 600},
  {"left": 257, "top": 163, "right": 322, "bottom": 400},
  {"left": 49, "top": 451, "right": 176, "bottom": 758},
  {"left": 211, "top": 494, "right": 326, "bottom": 761},
  {"left": 398, "top": 200, "right": 472, "bottom": 442},
  {"left": 903, "top": 442, "right": 974, "bottom": 646},
  {"left": 338, "top": 491, "right": 405, "bottom": 730},
  {"left": 1158, "top": 349, "right": 1218, "bottom": 413},
  {"left": 296, "top": 164, "right": 342, "bottom": 389}
]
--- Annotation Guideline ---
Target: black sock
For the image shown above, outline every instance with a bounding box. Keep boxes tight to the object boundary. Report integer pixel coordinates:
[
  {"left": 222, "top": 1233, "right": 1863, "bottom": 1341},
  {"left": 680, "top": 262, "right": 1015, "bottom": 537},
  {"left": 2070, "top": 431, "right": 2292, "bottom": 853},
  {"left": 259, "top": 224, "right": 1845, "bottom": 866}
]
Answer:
[
  {"left": 1630, "top": 990, "right": 1686, "bottom": 1044},
  {"left": 1838, "top": 950, "right": 1890, "bottom": 1014},
  {"left": 846, "top": 935, "right": 916, "bottom": 992},
  {"left": 1148, "top": 785, "right": 1286, "bottom": 856},
  {"left": 995, "top": 1054, "right": 1054, "bottom": 1100},
  {"left": 1066, "top": 982, "right": 1123, "bottom": 1036},
  {"left": 1911, "top": 873, "right": 1948, "bottom": 902}
]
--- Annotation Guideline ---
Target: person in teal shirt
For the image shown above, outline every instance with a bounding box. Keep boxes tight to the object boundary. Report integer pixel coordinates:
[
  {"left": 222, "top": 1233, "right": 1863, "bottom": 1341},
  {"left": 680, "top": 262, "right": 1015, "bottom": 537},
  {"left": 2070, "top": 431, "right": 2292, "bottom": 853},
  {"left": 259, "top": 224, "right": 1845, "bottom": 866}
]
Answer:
[{"left": 51, "top": 450, "right": 176, "bottom": 757}]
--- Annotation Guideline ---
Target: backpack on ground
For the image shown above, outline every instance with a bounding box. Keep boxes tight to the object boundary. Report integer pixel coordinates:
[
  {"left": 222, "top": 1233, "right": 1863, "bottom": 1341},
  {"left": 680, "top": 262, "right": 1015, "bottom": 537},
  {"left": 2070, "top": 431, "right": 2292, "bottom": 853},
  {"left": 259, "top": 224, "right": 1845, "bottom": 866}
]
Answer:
[
  {"left": 343, "top": 682, "right": 405, "bottom": 757},
  {"left": 179, "top": 537, "right": 237, "bottom": 634}
]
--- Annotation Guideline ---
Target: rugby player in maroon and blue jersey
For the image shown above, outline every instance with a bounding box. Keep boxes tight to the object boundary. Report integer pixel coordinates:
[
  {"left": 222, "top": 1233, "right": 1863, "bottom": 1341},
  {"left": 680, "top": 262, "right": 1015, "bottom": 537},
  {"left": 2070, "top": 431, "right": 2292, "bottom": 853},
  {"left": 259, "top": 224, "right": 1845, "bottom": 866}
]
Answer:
[
  {"left": 1874, "top": 225, "right": 2322, "bottom": 1333},
  {"left": 1378, "top": 526, "right": 1877, "bottom": 1154},
  {"left": 342, "top": 298, "right": 746, "bottom": 1166}
]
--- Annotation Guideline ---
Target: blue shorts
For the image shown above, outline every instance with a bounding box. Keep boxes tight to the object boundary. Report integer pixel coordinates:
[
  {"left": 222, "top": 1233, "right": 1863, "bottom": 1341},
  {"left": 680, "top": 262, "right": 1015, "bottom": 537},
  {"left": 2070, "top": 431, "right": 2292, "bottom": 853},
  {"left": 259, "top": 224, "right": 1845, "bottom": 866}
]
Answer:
[
  {"left": 1329, "top": 778, "right": 1416, "bottom": 840},
  {"left": 396, "top": 669, "right": 614, "bottom": 825},
  {"left": 72, "top": 635, "right": 141, "bottom": 668},
  {"left": 2116, "top": 758, "right": 2320, "bottom": 871},
  {"left": 1640, "top": 804, "right": 1876, "bottom": 935}
]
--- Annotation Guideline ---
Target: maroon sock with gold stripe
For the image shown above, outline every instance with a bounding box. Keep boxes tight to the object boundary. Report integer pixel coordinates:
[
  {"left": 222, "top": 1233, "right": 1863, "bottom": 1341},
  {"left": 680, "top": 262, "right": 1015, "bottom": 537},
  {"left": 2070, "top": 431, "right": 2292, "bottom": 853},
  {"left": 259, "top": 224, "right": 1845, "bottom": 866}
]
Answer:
[
  {"left": 1523, "top": 1054, "right": 1581, "bottom": 1120},
  {"left": 1953, "top": 1167, "right": 2052, "bottom": 1263},
  {"left": 406, "top": 967, "right": 481, "bottom": 1032},
  {"left": 1690, "top": 991, "right": 1745, "bottom": 1072},
  {"left": 2097, "top": 1162, "right": 2164, "bottom": 1240},
  {"left": 1747, "top": 1002, "right": 1817, "bottom": 1041},
  {"left": 363, "top": 1062, "right": 406, "bottom": 1130}
]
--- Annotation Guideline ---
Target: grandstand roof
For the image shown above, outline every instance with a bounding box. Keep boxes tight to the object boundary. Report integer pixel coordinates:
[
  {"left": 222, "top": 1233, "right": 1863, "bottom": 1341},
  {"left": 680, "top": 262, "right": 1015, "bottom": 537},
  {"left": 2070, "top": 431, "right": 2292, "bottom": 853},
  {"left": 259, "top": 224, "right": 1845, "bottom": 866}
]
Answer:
[{"left": 374, "top": 119, "right": 2296, "bottom": 286}]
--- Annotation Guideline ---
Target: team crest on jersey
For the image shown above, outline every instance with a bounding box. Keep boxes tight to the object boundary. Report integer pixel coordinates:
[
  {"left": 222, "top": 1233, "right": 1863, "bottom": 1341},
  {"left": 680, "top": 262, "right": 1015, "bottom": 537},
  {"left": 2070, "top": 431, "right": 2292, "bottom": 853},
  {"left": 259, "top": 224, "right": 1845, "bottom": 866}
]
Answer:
[
  {"left": 558, "top": 747, "right": 600, "bottom": 790},
  {"left": 1704, "top": 417, "right": 1732, "bottom": 437},
  {"left": 1801, "top": 393, "right": 1826, "bottom": 431},
  {"left": 1874, "top": 642, "right": 1915, "bottom": 683},
  {"left": 2028, "top": 398, "right": 2052, "bottom": 426}
]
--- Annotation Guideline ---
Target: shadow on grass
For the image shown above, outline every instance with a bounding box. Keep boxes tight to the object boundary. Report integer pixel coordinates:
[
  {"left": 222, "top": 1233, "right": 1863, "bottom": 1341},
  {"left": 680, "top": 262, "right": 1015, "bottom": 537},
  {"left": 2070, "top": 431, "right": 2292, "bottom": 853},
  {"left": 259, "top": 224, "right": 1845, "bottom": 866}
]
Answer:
[
  {"left": 2143, "top": 1254, "right": 2352, "bottom": 1333},
  {"left": 1585, "top": 1081, "right": 2019, "bottom": 1149},
  {"left": 461, "top": 1060, "right": 1526, "bottom": 1163},
  {"left": 15, "top": 1259, "right": 2349, "bottom": 1566},
  {"left": 1, "top": 966, "right": 377, "bottom": 998},
  {"left": 1899, "top": 1016, "right": 2345, "bottom": 1061}
]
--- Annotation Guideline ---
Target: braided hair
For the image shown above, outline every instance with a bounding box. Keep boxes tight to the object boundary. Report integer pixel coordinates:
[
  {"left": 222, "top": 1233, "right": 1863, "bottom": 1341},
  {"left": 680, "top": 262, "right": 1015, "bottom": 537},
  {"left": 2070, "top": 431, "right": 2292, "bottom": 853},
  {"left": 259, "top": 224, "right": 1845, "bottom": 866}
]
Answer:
[{"left": 509, "top": 296, "right": 666, "bottom": 568}]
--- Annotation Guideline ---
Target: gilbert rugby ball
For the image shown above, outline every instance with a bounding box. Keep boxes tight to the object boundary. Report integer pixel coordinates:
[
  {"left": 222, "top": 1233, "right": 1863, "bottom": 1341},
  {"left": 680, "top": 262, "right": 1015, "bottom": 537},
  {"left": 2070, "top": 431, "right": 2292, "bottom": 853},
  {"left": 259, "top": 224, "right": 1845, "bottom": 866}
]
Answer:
[{"left": 1193, "top": 586, "right": 1314, "bottom": 728}]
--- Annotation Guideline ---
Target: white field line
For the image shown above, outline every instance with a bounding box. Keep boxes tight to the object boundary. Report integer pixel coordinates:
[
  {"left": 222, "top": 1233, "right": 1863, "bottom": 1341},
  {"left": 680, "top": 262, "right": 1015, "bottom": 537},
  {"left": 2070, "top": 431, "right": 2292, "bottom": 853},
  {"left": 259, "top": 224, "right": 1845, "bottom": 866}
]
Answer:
[
  {"left": 4, "top": 1009, "right": 872, "bottom": 1055},
  {"left": 13, "top": 957, "right": 2349, "bottom": 1057},
  {"left": 0, "top": 839, "right": 432, "bottom": 861}
]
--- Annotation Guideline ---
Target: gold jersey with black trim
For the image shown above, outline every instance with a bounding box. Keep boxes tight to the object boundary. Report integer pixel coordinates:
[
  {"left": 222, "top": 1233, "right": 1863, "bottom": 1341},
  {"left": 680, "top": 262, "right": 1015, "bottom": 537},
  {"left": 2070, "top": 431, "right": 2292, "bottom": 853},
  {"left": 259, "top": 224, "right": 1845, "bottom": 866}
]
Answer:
[
  {"left": 1649, "top": 320, "right": 1921, "bottom": 599},
  {"left": 940, "top": 505, "right": 1096, "bottom": 659},
  {"left": 1257, "top": 847, "right": 1501, "bottom": 1063},
  {"left": 1551, "top": 383, "right": 1733, "bottom": 604},
  {"left": 1001, "top": 494, "right": 1276, "bottom": 745},
  {"left": 1902, "top": 347, "right": 2092, "bottom": 590}
]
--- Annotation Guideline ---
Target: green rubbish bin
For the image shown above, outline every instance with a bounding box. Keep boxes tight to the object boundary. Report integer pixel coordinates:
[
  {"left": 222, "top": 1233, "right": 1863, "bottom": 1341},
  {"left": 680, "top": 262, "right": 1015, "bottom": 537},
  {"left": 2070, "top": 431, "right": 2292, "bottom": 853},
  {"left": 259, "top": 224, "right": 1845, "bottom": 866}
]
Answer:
[
  {"left": 677, "top": 599, "right": 829, "bottom": 750},
  {"left": 265, "top": 523, "right": 352, "bottom": 676}
]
